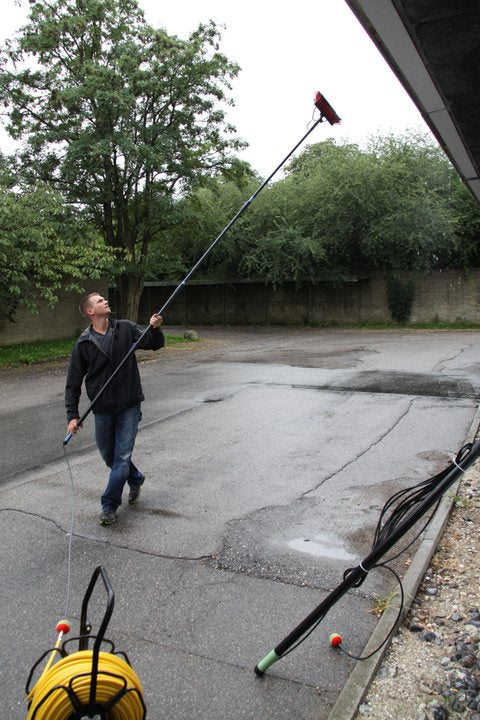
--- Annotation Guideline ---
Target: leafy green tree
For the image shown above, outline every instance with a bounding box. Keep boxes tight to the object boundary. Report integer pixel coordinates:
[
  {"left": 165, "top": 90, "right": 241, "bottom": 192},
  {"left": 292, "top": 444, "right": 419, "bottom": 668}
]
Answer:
[
  {"left": 359, "top": 134, "right": 454, "bottom": 270},
  {"left": 358, "top": 133, "right": 474, "bottom": 320},
  {"left": 264, "top": 135, "right": 480, "bottom": 319},
  {"left": 145, "top": 161, "right": 259, "bottom": 282},
  {"left": 0, "top": 168, "right": 113, "bottom": 322},
  {"left": 149, "top": 133, "right": 480, "bottom": 317},
  {"left": 0, "top": 0, "right": 243, "bottom": 319},
  {"left": 447, "top": 174, "right": 480, "bottom": 268},
  {"left": 239, "top": 221, "right": 327, "bottom": 285},
  {"left": 283, "top": 134, "right": 480, "bottom": 278},
  {"left": 279, "top": 140, "right": 376, "bottom": 274}
]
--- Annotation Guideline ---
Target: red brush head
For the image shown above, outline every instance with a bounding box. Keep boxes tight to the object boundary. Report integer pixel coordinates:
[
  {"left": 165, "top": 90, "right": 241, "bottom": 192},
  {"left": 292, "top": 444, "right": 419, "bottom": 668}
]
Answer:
[{"left": 314, "top": 92, "right": 341, "bottom": 125}]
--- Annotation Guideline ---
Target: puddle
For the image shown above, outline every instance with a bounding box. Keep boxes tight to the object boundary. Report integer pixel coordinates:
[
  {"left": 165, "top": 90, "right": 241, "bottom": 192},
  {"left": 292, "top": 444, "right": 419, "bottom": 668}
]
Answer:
[{"left": 288, "top": 532, "right": 357, "bottom": 561}]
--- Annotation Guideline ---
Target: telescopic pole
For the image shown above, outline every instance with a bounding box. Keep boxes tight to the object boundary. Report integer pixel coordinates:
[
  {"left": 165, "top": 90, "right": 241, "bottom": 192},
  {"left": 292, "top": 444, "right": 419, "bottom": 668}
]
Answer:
[
  {"left": 63, "top": 92, "right": 341, "bottom": 445},
  {"left": 253, "top": 439, "right": 480, "bottom": 675}
]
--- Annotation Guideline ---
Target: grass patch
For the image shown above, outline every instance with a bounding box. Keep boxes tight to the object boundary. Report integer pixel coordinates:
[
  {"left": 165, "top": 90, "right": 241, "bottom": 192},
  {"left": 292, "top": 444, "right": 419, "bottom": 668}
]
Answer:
[
  {"left": 165, "top": 334, "right": 197, "bottom": 344},
  {"left": 0, "top": 337, "right": 77, "bottom": 366},
  {"left": 0, "top": 333, "right": 195, "bottom": 368}
]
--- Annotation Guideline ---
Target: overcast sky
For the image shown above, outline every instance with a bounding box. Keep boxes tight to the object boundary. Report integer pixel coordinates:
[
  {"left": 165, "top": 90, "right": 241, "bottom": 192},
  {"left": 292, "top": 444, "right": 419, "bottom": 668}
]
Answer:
[{"left": 1, "top": 0, "right": 431, "bottom": 176}]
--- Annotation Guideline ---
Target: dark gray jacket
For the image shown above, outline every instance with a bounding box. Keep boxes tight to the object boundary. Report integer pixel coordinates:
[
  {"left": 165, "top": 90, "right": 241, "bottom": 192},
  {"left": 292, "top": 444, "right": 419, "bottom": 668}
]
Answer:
[{"left": 65, "top": 319, "right": 164, "bottom": 422}]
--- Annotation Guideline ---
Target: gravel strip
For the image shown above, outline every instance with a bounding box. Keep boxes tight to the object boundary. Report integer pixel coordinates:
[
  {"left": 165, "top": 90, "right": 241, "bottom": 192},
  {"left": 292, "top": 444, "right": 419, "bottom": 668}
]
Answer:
[{"left": 355, "top": 462, "right": 480, "bottom": 720}]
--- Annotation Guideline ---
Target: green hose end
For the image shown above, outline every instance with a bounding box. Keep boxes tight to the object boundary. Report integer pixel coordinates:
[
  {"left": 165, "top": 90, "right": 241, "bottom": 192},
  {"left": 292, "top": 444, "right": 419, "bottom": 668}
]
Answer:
[{"left": 254, "top": 649, "right": 279, "bottom": 676}]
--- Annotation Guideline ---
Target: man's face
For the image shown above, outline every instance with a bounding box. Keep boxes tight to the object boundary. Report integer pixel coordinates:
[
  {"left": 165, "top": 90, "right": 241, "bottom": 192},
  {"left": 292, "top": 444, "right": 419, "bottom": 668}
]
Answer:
[{"left": 87, "top": 294, "right": 111, "bottom": 318}]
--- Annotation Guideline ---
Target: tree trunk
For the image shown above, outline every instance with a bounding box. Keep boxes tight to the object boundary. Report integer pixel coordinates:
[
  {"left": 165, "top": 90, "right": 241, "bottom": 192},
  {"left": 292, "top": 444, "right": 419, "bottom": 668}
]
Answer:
[{"left": 116, "top": 272, "right": 145, "bottom": 322}]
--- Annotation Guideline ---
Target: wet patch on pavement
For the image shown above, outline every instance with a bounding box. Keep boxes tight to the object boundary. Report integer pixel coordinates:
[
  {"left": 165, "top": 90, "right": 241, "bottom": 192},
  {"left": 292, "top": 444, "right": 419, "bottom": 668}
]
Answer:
[
  {"left": 143, "top": 507, "right": 185, "bottom": 518},
  {"left": 416, "top": 449, "right": 453, "bottom": 473},
  {"left": 213, "top": 471, "right": 433, "bottom": 603},
  {"left": 213, "top": 485, "right": 409, "bottom": 594},
  {"left": 329, "top": 371, "right": 478, "bottom": 399},
  {"left": 256, "top": 371, "right": 478, "bottom": 401},
  {"left": 287, "top": 533, "right": 357, "bottom": 562},
  {"left": 216, "top": 347, "right": 376, "bottom": 369}
]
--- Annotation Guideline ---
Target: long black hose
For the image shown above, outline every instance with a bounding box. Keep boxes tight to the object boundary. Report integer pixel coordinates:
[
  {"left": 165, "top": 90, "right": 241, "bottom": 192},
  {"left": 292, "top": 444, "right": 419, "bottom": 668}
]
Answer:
[{"left": 254, "top": 440, "right": 480, "bottom": 675}]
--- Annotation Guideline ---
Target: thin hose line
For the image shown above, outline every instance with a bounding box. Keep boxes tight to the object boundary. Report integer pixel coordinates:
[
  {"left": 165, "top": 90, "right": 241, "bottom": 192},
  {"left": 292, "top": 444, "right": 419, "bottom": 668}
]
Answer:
[{"left": 62, "top": 446, "right": 75, "bottom": 619}]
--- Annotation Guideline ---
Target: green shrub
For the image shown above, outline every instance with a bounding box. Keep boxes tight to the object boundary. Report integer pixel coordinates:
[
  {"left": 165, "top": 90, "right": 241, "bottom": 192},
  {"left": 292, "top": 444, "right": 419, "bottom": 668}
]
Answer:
[{"left": 386, "top": 273, "right": 416, "bottom": 323}]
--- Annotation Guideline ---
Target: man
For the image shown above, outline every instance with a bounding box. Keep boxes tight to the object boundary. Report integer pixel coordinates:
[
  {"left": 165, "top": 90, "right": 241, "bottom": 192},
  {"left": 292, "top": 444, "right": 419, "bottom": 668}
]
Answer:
[{"left": 65, "top": 292, "right": 164, "bottom": 526}]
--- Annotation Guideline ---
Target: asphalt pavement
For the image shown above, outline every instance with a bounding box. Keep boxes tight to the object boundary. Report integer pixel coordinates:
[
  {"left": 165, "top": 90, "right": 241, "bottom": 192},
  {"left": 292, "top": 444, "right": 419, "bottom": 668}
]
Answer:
[{"left": 1, "top": 326, "right": 479, "bottom": 719}]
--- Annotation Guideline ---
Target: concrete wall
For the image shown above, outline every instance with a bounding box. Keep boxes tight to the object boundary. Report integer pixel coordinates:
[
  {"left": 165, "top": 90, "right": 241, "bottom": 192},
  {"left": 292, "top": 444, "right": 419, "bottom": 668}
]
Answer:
[
  {"left": 2, "top": 270, "right": 479, "bottom": 347},
  {"left": 410, "top": 270, "right": 480, "bottom": 323},
  {"left": 137, "top": 270, "right": 480, "bottom": 326},
  {"left": 0, "top": 280, "right": 109, "bottom": 347}
]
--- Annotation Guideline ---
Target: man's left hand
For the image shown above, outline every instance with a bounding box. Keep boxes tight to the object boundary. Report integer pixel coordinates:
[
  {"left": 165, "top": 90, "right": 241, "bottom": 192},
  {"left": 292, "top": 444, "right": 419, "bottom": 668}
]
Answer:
[{"left": 150, "top": 313, "right": 163, "bottom": 328}]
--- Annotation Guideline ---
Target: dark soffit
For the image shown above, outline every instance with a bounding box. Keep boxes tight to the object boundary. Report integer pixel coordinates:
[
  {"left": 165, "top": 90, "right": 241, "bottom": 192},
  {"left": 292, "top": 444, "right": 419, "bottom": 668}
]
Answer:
[{"left": 345, "top": 0, "right": 480, "bottom": 203}]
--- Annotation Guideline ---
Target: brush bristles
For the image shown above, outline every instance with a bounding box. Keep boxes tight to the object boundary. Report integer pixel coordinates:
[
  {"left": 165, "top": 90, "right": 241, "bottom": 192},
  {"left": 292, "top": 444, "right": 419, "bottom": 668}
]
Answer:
[{"left": 314, "top": 92, "right": 341, "bottom": 125}]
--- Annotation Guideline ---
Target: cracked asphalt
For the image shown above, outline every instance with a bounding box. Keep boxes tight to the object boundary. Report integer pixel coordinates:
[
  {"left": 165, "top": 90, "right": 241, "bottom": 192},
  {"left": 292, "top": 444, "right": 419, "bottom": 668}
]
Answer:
[{"left": 1, "top": 326, "right": 479, "bottom": 719}]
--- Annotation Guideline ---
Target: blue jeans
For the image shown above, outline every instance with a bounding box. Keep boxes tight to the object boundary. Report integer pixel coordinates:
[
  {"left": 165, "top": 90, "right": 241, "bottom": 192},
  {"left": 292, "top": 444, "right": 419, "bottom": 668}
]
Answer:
[{"left": 94, "top": 404, "right": 144, "bottom": 511}]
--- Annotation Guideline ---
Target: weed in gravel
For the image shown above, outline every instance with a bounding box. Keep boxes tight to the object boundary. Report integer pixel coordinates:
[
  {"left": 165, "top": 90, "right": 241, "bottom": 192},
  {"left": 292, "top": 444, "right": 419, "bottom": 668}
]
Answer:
[{"left": 369, "top": 589, "right": 399, "bottom": 617}]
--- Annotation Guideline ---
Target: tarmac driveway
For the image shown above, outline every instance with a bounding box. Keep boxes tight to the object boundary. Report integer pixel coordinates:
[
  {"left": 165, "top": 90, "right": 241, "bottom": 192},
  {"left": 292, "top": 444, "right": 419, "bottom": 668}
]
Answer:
[{"left": 0, "top": 326, "right": 479, "bottom": 719}]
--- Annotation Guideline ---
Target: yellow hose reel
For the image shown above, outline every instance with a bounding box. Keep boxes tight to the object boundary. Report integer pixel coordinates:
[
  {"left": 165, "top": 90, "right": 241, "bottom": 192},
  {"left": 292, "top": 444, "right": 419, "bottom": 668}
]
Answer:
[{"left": 25, "top": 566, "right": 146, "bottom": 719}]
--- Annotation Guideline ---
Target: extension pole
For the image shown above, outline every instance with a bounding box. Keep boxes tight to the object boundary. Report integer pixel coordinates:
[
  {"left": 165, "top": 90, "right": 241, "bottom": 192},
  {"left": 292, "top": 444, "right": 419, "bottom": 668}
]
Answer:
[
  {"left": 254, "top": 439, "right": 480, "bottom": 675},
  {"left": 63, "top": 92, "right": 341, "bottom": 446}
]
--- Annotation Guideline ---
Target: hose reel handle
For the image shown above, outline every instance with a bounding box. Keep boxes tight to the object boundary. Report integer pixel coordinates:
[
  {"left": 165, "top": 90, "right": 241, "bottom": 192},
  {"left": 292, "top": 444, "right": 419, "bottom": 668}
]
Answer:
[{"left": 79, "top": 565, "right": 115, "bottom": 652}]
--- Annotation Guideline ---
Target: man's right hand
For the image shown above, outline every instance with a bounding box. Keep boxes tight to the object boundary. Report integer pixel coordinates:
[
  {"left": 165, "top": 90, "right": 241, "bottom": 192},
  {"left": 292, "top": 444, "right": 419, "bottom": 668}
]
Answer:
[{"left": 67, "top": 418, "right": 80, "bottom": 435}]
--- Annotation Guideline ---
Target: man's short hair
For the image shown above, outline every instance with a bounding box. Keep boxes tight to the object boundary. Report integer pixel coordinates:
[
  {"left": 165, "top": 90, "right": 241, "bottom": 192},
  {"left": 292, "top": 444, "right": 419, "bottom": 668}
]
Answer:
[{"left": 79, "top": 292, "right": 100, "bottom": 318}]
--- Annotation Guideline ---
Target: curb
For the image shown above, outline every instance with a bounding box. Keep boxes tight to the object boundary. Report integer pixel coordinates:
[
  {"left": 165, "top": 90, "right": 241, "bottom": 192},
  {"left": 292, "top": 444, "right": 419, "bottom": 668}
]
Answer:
[{"left": 326, "top": 404, "right": 480, "bottom": 720}]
